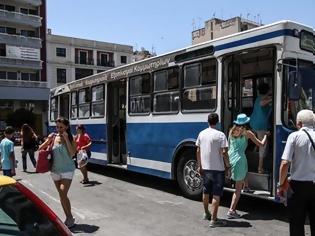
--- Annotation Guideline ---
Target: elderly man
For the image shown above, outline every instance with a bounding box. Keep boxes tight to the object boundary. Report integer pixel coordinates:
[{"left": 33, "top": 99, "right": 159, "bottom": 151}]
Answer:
[{"left": 279, "top": 109, "right": 315, "bottom": 236}]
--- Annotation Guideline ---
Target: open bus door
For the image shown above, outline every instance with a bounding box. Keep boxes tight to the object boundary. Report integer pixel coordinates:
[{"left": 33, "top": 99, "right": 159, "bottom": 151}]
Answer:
[
  {"left": 107, "top": 80, "right": 127, "bottom": 165},
  {"left": 221, "top": 47, "right": 275, "bottom": 196}
]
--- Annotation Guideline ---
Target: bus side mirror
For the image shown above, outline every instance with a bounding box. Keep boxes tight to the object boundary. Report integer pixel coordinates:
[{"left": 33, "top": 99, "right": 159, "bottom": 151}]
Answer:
[{"left": 288, "top": 71, "right": 301, "bottom": 100}]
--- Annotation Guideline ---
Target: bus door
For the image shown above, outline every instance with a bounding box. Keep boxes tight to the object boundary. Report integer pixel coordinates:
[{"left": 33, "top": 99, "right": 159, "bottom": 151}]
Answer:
[
  {"left": 107, "top": 80, "right": 127, "bottom": 165},
  {"left": 221, "top": 57, "right": 241, "bottom": 135},
  {"left": 222, "top": 47, "right": 275, "bottom": 194}
]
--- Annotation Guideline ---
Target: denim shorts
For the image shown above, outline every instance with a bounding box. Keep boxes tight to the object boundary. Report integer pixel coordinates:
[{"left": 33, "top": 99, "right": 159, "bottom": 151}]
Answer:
[
  {"left": 203, "top": 170, "right": 225, "bottom": 196},
  {"left": 51, "top": 171, "right": 74, "bottom": 181}
]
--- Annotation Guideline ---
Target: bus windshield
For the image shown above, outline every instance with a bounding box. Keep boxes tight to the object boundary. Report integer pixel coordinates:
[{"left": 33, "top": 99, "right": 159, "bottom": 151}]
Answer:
[{"left": 284, "top": 60, "right": 315, "bottom": 128}]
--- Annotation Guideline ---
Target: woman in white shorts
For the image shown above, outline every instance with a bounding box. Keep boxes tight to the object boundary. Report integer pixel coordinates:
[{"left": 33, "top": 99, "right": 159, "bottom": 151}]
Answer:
[{"left": 39, "top": 117, "right": 76, "bottom": 228}]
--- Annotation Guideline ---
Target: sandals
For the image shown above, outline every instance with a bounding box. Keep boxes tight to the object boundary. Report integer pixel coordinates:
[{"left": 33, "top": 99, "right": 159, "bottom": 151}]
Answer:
[{"left": 80, "top": 178, "right": 89, "bottom": 184}]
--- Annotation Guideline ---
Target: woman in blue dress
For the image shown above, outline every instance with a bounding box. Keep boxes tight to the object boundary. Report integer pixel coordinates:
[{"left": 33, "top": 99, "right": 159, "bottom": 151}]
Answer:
[{"left": 227, "top": 114, "right": 268, "bottom": 219}]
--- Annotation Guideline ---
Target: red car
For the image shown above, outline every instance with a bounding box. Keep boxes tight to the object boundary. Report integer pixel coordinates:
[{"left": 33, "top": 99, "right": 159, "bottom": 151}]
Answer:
[{"left": 0, "top": 176, "right": 72, "bottom": 235}]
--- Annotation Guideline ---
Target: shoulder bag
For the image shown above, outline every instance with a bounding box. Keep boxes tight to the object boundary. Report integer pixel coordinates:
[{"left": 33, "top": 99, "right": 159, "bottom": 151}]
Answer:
[{"left": 302, "top": 129, "right": 315, "bottom": 151}]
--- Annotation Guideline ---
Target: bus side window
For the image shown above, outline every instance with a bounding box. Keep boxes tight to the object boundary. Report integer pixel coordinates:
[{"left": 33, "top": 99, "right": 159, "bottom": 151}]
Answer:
[
  {"left": 182, "top": 59, "right": 217, "bottom": 112},
  {"left": 153, "top": 67, "right": 179, "bottom": 114},
  {"left": 129, "top": 74, "right": 151, "bottom": 115}
]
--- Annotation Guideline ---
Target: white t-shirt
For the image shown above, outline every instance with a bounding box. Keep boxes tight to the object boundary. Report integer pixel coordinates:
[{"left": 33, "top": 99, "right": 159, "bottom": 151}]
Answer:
[
  {"left": 281, "top": 127, "right": 315, "bottom": 181},
  {"left": 195, "top": 127, "right": 228, "bottom": 171}
]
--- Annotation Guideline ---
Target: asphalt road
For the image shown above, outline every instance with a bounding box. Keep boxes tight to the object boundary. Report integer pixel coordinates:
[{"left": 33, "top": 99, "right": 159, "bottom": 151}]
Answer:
[{"left": 12, "top": 146, "right": 311, "bottom": 236}]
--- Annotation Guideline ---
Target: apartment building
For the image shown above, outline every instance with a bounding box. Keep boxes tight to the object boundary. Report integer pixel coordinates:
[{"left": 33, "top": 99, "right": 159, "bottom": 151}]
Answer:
[
  {"left": 192, "top": 16, "right": 261, "bottom": 45},
  {"left": 46, "top": 32, "right": 133, "bottom": 89},
  {"left": 0, "top": 0, "right": 47, "bottom": 134}
]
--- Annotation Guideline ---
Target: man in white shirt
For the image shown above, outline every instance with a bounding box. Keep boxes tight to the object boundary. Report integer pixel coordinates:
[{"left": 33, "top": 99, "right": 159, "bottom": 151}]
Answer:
[
  {"left": 279, "top": 109, "right": 315, "bottom": 236},
  {"left": 196, "top": 113, "right": 231, "bottom": 228}
]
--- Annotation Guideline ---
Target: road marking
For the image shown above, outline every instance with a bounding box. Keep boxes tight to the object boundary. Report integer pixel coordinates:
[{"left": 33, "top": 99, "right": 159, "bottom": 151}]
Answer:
[{"left": 156, "top": 200, "right": 183, "bottom": 206}]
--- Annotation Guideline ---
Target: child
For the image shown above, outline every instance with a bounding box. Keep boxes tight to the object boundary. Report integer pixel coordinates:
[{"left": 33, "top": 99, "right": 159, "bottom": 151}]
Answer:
[
  {"left": 227, "top": 114, "right": 268, "bottom": 218},
  {"left": 0, "top": 126, "right": 16, "bottom": 177}
]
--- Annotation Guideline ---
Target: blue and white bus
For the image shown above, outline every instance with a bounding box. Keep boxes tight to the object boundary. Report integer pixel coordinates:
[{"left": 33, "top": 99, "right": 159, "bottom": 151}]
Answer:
[{"left": 49, "top": 20, "right": 315, "bottom": 200}]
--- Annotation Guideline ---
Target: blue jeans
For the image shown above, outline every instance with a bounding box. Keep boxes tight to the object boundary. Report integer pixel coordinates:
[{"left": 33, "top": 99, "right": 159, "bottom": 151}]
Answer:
[{"left": 3, "top": 169, "right": 13, "bottom": 177}]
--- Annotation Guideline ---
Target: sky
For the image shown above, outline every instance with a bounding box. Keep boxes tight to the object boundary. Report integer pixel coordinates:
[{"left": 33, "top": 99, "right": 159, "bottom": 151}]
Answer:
[{"left": 47, "top": 0, "right": 315, "bottom": 55}]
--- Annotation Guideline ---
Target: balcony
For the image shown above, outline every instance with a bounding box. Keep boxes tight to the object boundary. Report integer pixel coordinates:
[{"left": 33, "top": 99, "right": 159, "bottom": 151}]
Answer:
[
  {"left": 0, "top": 57, "right": 42, "bottom": 70},
  {"left": 0, "top": 9, "right": 42, "bottom": 28},
  {"left": 97, "top": 59, "right": 115, "bottom": 67},
  {"left": 0, "top": 79, "right": 47, "bottom": 88},
  {"left": 0, "top": 33, "right": 41, "bottom": 48},
  {"left": 13, "top": 0, "right": 42, "bottom": 7},
  {"left": 75, "top": 57, "right": 94, "bottom": 65}
]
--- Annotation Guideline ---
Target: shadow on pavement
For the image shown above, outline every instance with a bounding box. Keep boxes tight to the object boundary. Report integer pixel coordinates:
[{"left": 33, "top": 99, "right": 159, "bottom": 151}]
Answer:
[
  {"left": 25, "top": 171, "right": 37, "bottom": 174},
  {"left": 70, "top": 223, "right": 99, "bottom": 234},
  {"left": 82, "top": 180, "right": 102, "bottom": 187},
  {"left": 224, "top": 219, "right": 252, "bottom": 228},
  {"left": 88, "top": 163, "right": 182, "bottom": 197},
  {"left": 219, "top": 192, "right": 289, "bottom": 222}
]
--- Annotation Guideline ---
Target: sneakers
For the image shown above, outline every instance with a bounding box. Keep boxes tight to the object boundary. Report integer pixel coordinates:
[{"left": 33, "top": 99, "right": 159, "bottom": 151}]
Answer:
[
  {"left": 203, "top": 211, "right": 211, "bottom": 220},
  {"left": 64, "top": 217, "right": 75, "bottom": 228},
  {"left": 227, "top": 210, "right": 241, "bottom": 219},
  {"left": 209, "top": 219, "right": 227, "bottom": 228},
  {"left": 80, "top": 178, "right": 89, "bottom": 184}
]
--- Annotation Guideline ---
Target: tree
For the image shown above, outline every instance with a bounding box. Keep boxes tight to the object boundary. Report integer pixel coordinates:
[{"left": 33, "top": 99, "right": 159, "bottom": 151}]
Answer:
[{"left": 6, "top": 108, "right": 36, "bottom": 129}]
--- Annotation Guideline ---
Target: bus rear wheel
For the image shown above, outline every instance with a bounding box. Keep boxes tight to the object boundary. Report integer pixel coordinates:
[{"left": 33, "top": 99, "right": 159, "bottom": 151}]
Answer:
[{"left": 176, "top": 150, "right": 203, "bottom": 200}]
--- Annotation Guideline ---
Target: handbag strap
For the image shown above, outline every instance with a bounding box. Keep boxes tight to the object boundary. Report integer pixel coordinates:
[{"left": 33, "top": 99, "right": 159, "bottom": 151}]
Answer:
[
  {"left": 302, "top": 129, "right": 315, "bottom": 151},
  {"left": 47, "top": 134, "right": 56, "bottom": 151}
]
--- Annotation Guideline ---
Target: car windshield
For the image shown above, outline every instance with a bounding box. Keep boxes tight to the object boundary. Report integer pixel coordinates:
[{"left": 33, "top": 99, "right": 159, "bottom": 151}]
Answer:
[
  {"left": 283, "top": 60, "right": 315, "bottom": 128},
  {"left": 0, "top": 185, "right": 60, "bottom": 236}
]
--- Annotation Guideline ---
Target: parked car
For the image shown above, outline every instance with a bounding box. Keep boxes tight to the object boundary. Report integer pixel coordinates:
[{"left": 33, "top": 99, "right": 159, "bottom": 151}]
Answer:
[{"left": 0, "top": 176, "right": 72, "bottom": 235}]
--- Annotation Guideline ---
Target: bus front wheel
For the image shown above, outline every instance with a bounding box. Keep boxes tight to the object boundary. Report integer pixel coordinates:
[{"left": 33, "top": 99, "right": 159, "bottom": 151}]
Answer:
[{"left": 176, "top": 150, "right": 203, "bottom": 200}]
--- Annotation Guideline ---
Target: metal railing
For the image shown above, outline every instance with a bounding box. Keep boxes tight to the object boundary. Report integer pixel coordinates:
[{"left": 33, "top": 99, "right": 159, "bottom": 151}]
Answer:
[
  {"left": 75, "top": 57, "right": 94, "bottom": 65},
  {"left": 97, "top": 59, "right": 115, "bottom": 67}
]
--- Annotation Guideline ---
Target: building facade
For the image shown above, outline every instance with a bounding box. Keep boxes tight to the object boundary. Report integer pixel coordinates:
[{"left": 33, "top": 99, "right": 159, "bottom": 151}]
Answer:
[
  {"left": 46, "top": 33, "right": 133, "bottom": 89},
  {"left": 192, "top": 17, "right": 261, "bottom": 45},
  {"left": 0, "top": 0, "right": 48, "bottom": 135}
]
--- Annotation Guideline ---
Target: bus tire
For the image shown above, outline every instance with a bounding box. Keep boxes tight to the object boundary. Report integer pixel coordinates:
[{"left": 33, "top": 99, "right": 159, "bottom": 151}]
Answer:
[{"left": 176, "top": 150, "right": 203, "bottom": 200}]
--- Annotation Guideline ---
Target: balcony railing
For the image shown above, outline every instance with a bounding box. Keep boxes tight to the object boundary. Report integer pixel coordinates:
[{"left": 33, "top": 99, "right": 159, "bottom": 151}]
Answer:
[
  {"left": 14, "top": 0, "right": 42, "bottom": 7},
  {"left": 0, "top": 33, "right": 41, "bottom": 48},
  {"left": 75, "top": 57, "right": 94, "bottom": 65},
  {"left": 97, "top": 59, "right": 115, "bottom": 67},
  {"left": 0, "top": 9, "right": 42, "bottom": 28},
  {"left": 0, "top": 57, "right": 42, "bottom": 70},
  {"left": 0, "top": 79, "right": 47, "bottom": 88}
]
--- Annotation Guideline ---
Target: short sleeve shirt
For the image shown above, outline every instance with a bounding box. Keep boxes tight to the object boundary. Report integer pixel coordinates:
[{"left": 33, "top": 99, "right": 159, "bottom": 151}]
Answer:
[
  {"left": 0, "top": 138, "right": 14, "bottom": 170},
  {"left": 75, "top": 133, "right": 91, "bottom": 151},
  {"left": 281, "top": 127, "right": 315, "bottom": 181},
  {"left": 196, "top": 127, "right": 228, "bottom": 171}
]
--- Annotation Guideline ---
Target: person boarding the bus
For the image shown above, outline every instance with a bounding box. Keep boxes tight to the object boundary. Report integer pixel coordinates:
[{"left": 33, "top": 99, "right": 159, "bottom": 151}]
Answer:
[
  {"left": 278, "top": 109, "right": 315, "bottom": 236},
  {"left": 227, "top": 113, "right": 268, "bottom": 218},
  {"left": 196, "top": 113, "right": 231, "bottom": 228},
  {"left": 250, "top": 82, "right": 272, "bottom": 174}
]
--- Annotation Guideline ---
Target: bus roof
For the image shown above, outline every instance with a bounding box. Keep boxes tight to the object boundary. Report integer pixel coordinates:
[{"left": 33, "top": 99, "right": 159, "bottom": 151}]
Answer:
[{"left": 51, "top": 20, "right": 314, "bottom": 96}]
